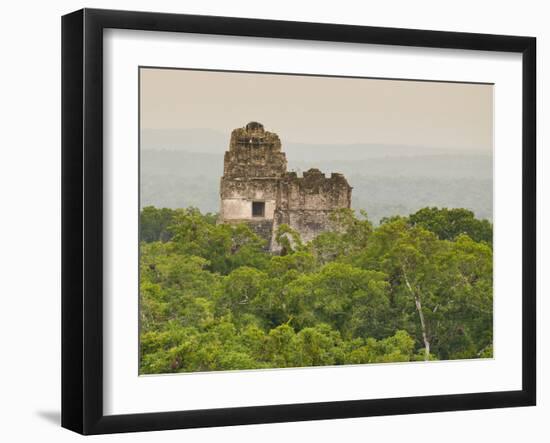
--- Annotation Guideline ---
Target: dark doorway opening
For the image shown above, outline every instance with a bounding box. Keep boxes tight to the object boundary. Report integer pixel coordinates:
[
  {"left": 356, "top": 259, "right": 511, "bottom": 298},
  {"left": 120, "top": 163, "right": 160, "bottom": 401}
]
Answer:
[{"left": 252, "top": 201, "right": 265, "bottom": 217}]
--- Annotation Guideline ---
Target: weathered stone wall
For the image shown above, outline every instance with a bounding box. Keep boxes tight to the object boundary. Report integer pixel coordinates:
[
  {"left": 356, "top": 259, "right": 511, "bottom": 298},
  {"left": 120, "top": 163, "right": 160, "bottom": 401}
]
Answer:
[
  {"left": 223, "top": 122, "right": 287, "bottom": 179},
  {"left": 221, "top": 198, "right": 277, "bottom": 221},
  {"left": 220, "top": 177, "right": 280, "bottom": 221},
  {"left": 221, "top": 177, "right": 280, "bottom": 200},
  {"left": 220, "top": 122, "right": 286, "bottom": 227},
  {"left": 219, "top": 122, "right": 352, "bottom": 252},
  {"left": 270, "top": 169, "right": 352, "bottom": 251},
  {"left": 278, "top": 169, "right": 352, "bottom": 211},
  {"left": 247, "top": 219, "right": 275, "bottom": 250}
]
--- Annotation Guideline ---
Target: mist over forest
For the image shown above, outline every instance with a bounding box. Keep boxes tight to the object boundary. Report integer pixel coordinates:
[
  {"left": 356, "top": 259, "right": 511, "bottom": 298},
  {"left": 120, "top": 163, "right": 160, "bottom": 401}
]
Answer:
[{"left": 140, "top": 128, "right": 493, "bottom": 224}]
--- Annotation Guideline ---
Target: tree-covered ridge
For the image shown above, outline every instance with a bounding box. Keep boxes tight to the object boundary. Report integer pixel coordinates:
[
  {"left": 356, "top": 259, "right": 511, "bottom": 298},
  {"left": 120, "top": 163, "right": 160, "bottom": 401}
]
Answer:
[{"left": 140, "top": 206, "right": 493, "bottom": 374}]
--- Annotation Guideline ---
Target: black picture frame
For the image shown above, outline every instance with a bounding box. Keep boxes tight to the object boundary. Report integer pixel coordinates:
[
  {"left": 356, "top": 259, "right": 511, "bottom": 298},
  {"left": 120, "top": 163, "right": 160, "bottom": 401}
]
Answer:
[{"left": 61, "top": 8, "right": 536, "bottom": 435}]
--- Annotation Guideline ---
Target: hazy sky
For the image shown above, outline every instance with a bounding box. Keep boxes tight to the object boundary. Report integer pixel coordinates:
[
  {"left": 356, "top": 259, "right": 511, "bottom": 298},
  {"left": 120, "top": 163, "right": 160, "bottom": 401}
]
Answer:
[{"left": 140, "top": 67, "right": 493, "bottom": 151}]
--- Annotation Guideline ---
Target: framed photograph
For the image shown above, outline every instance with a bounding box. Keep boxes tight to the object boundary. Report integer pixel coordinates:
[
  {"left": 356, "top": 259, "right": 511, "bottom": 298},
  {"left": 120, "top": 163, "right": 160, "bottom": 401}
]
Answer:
[{"left": 61, "top": 8, "right": 536, "bottom": 435}]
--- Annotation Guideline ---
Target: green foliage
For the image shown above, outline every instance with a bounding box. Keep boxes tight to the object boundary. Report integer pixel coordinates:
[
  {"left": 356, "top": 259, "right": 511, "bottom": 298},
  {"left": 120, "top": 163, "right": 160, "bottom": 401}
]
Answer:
[
  {"left": 140, "top": 206, "right": 177, "bottom": 242},
  {"left": 310, "top": 208, "right": 373, "bottom": 264},
  {"left": 274, "top": 224, "right": 304, "bottom": 255},
  {"left": 140, "top": 206, "right": 219, "bottom": 243},
  {"left": 408, "top": 207, "right": 493, "bottom": 244},
  {"left": 139, "top": 206, "right": 493, "bottom": 373},
  {"left": 167, "top": 207, "right": 268, "bottom": 274},
  {"left": 347, "top": 330, "right": 416, "bottom": 364}
]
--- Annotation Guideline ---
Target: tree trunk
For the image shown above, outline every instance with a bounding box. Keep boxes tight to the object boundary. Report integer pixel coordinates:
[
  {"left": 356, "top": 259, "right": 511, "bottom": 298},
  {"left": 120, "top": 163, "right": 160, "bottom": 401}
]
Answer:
[{"left": 402, "top": 267, "right": 430, "bottom": 361}]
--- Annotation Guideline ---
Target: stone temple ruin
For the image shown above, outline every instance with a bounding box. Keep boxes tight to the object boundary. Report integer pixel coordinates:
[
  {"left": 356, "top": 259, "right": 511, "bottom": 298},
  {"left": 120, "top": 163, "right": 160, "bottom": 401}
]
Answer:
[{"left": 219, "top": 122, "right": 352, "bottom": 252}]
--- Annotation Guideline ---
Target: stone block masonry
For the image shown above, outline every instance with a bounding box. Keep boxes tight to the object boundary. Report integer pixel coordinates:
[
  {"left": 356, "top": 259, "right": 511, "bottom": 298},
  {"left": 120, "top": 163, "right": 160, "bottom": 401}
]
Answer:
[{"left": 219, "top": 122, "right": 352, "bottom": 252}]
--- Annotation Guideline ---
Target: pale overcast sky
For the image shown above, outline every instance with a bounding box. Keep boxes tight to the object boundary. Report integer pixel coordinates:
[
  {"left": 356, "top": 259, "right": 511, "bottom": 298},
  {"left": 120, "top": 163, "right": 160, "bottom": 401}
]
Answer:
[{"left": 140, "top": 67, "right": 493, "bottom": 151}]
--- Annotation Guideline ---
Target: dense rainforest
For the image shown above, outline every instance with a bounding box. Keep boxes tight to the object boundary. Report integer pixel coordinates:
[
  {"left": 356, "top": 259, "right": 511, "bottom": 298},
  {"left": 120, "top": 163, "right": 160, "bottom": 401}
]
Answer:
[{"left": 139, "top": 206, "right": 493, "bottom": 374}]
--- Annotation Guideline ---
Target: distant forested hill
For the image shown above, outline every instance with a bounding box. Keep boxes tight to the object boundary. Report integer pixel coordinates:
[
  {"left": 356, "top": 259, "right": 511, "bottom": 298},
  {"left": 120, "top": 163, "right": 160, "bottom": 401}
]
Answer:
[{"left": 140, "top": 146, "right": 492, "bottom": 224}]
